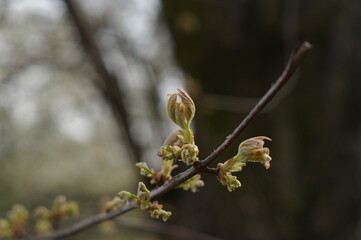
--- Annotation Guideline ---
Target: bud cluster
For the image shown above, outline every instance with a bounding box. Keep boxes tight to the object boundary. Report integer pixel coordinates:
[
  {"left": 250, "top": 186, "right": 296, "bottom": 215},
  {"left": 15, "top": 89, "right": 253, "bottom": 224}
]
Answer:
[
  {"left": 136, "top": 160, "right": 178, "bottom": 185},
  {"left": 217, "top": 136, "right": 272, "bottom": 192},
  {"left": 178, "top": 174, "right": 204, "bottom": 192},
  {"left": 0, "top": 88, "right": 276, "bottom": 237},
  {"left": 0, "top": 204, "right": 28, "bottom": 238},
  {"left": 160, "top": 88, "right": 199, "bottom": 165},
  {"left": 137, "top": 89, "right": 201, "bottom": 185},
  {"left": 0, "top": 196, "right": 79, "bottom": 238},
  {"left": 115, "top": 183, "right": 171, "bottom": 222},
  {"left": 112, "top": 90, "right": 273, "bottom": 223},
  {"left": 33, "top": 195, "right": 79, "bottom": 235},
  {"left": 110, "top": 89, "right": 205, "bottom": 222}
]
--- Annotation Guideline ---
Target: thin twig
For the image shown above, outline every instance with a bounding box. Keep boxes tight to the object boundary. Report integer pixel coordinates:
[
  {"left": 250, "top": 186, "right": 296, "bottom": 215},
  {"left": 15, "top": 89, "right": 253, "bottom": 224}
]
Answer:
[
  {"left": 201, "top": 41, "right": 312, "bottom": 167},
  {"left": 22, "top": 41, "right": 312, "bottom": 240},
  {"left": 25, "top": 204, "right": 135, "bottom": 240},
  {"left": 116, "top": 217, "right": 223, "bottom": 240}
]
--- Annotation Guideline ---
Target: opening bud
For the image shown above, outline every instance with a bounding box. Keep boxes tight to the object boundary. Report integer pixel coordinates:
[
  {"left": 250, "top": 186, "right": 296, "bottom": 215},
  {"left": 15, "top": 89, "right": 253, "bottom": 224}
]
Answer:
[
  {"left": 137, "top": 182, "right": 151, "bottom": 210},
  {"left": 178, "top": 174, "right": 204, "bottom": 192},
  {"left": 148, "top": 201, "right": 172, "bottom": 222},
  {"left": 167, "top": 88, "right": 195, "bottom": 130},
  {"left": 235, "top": 136, "right": 272, "bottom": 169}
]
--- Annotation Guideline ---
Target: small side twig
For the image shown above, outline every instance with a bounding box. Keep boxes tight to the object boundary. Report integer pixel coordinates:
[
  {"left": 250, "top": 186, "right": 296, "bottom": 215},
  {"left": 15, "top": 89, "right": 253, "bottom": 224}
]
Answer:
[
  {"left": 193, "top": 161, "right": 219, "bottom": 174},
  {"left": 21, "top": 41, "right": 312, "bottom": 240}
]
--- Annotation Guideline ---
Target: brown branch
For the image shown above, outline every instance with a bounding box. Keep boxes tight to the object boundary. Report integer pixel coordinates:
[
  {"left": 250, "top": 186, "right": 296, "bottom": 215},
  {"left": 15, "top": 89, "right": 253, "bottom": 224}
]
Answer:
[
  {"left": 200, "top": 41, "right": 312, "bottom": 167},
  {"left": 116, "top": 217, "right": 223, "bottom": 240},
  {"left": 25, "top": 204, "right": 135, "bottom": 240},
  {"left": 151, "top": 41, "right": 312, "bottom": 200},
  {"left": 193, "top": 160, "right": 219, "bottom": 174},
  {"left": 22, "top": 41, "right": 312, "bottom": 240},
  {"left": 63, "top": 0, "right": 142, "bottom": 162}
]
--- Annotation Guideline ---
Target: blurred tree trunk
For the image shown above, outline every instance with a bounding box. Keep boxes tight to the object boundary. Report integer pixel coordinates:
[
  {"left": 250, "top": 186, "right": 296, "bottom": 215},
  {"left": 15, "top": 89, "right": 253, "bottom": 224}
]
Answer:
[
  {"left": 161, "top": 0, "right": 361, "bottom": 239},
  {"left": 64, "top": 0, "right": 143, "bottom": 162}
]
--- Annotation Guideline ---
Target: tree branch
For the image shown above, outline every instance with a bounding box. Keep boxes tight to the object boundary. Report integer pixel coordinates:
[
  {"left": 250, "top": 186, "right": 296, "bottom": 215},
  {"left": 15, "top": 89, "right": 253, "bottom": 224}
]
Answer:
[
  {"left": 63, "top": 0, "right": 142, "bottom": 162},
  {"left": 116, "top": 217, "right": 223, "bottom": 240},
  {"left": 151, "top": 41, "right": 312, "bottom": 200},
  {"left": 25, "top": 204, "right": 135, "bottom": 240},
  {"left": 200, "top": 41, "right": 312, "bottom": 167},
  {"left": 22, "top": 41, "right": 312, "bottom": 240}
]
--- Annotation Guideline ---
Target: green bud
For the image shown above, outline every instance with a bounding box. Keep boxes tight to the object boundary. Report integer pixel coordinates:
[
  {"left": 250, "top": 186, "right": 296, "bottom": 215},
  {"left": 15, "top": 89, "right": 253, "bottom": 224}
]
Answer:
[
  {"left": 0, "top": 218, "right": 12, "bottom": 238},
  {"left": 137, "top": 182, "right": 151, "bottom": 210},
  {"left": 218, "top": 157, "right": 246, "bottom": 174},
  {"left": 7, "top": 204, "right": 29, "bottom": 227},
  {"left": 167, "top": 88, "right": 195, "bottom": 130},
  {"left": 52, "top": 195, "right": 67, "bottom": 217},
  {"left": 117, "top": 191, "right": 138, "bottom": 202},
  {"left": 148, "top": 201, "right": 172, "bottom": 222},
  {"left": 158, "top": 145, "right": 181, "bottom": 161},
  {"left": 216, "top": 171, "right": 241, "bottom": 192},
  {"left": 178, "top": 174, "right": 204, "bottom": 192},
  {"left": 6, "top": 204, "right": 29, "bottom": 236},
  {"left": 65, "top": 201, "right": 79, "bottom": 217},
  {"left": 136, "top": 162, "right": 156, "bottom": 178},
  {"left": 180, "top": 144, "right": 199, "bottom": 165},
  {"left": 216, "top": 136, "right": 272, "bottom": 192},
  {"left": 34, "top": 206, "right": 51, "bottom": 220},
  {"left": 150, "top": 208, "right": 172, "bottom": 222},
  {"left": 34, "top": 219, "right": 52, "bottom": 235},
  {"left": 160, "top": 211, "right": 172, "bottom": 222},
  {"left": 137, "top": 182, "right": 151, "bottom": 200},
  {"left": 235, "top": 136, "right": 272, "bottom": 169}
]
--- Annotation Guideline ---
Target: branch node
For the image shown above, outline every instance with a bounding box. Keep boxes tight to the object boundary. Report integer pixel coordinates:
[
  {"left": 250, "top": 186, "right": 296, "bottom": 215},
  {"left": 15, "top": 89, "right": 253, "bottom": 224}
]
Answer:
[{"left": 193, "top": 161, "right": 219, "bottom": 174}]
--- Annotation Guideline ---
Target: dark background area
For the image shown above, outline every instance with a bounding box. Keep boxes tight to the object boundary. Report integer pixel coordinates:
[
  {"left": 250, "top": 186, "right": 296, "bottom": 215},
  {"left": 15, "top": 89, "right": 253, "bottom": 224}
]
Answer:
[
  {"left": 161, "top": 1, "right": 361, "bottom": 239},
  {"left": 0, "top": 0, "right": 360, "bottom": 240}
]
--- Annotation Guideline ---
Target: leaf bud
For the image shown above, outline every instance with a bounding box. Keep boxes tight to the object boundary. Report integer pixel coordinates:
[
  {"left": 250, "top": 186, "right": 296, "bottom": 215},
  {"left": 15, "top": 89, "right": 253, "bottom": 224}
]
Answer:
[
  {"left": 178, "top": 174, "right": 204, "bottom": 192},
  {"left": 7, "top": 204, "right": 29, "bottom": 226},
  {"left": 65, "top": 201, "right": 79, "bottom": 217},
  {"left": 136, "top": 162, "right": 156, "bottom": 178},
  {"left": 52, "top": 195, "right": 67, "bottom": 217},
  {"left": 235, "top": 136, "right": 272, "bottom": 169},
  {"left": 216, "top": 172, "right": 241, "bottom": 192},
  {"left": 33, "top": 206, "right": 51, "bottom": 220},
  {"left": 0, "top": 218, "right": 12, "bottom": 238},
  {"left": 117, "top": 191, "right": 137, "bottom": 202},
  {"left": 34, "top": 219, "right": 52, "bottom": 235},
  {"left": 167, "top": 88, "right": 195, "bottom": 130},
  {"left": 180, "top": 144, "right": 199, "bottom": 165},
  {"left": 148, "top": 201, "right": 172, "bottom": 222},
  {"left": 158, "top": 145, "right": 181, "bottom": 161},
  {"left": 137, "top": 182, "right": 151, "bottom": 210}
]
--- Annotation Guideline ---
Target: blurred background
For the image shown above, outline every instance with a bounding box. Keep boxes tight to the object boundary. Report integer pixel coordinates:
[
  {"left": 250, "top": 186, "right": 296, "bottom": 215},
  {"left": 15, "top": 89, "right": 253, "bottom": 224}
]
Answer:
[{"left": 0, "top": 0, "right": 360, "bottom": 239}]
